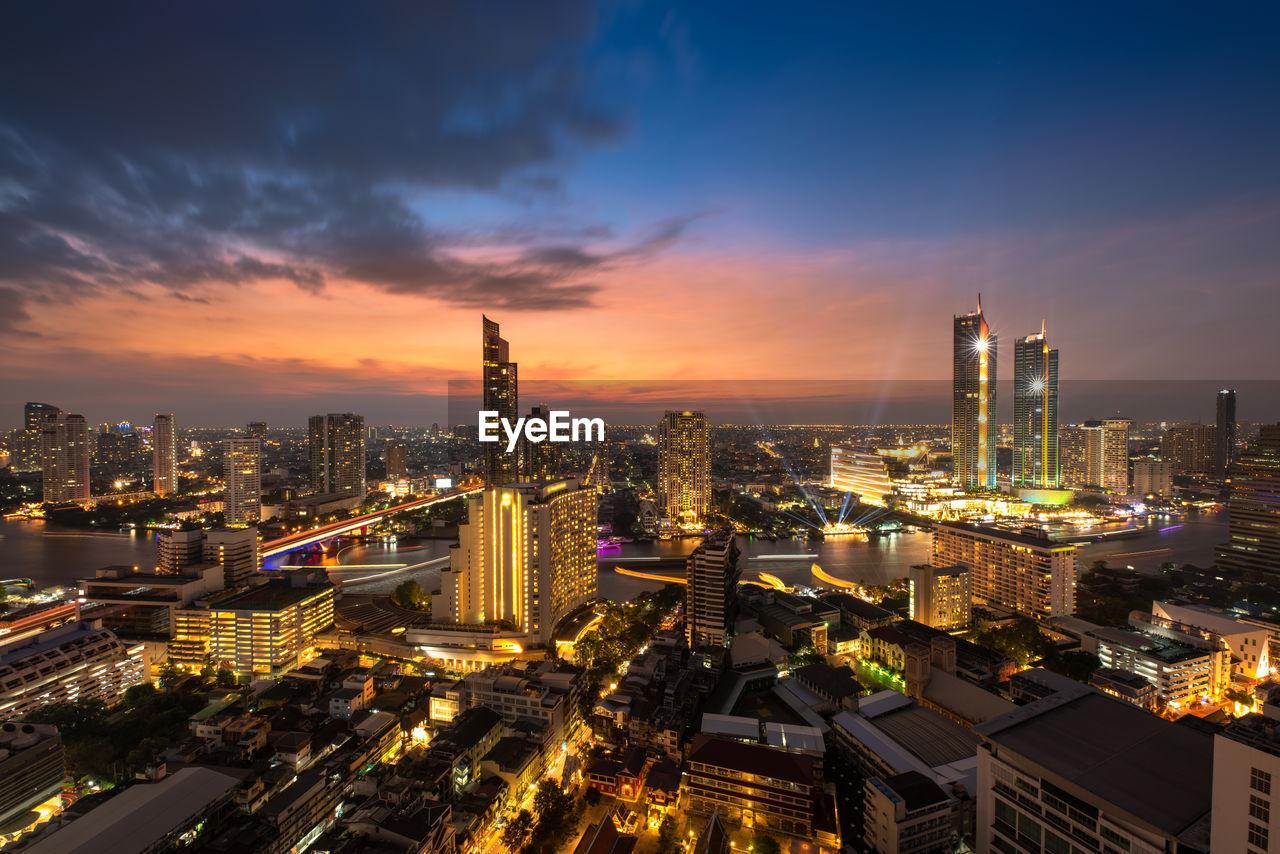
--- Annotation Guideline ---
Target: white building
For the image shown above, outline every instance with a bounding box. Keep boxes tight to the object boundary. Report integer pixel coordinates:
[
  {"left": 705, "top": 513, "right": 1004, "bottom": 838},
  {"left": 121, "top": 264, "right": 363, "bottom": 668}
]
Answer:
[
  {"left": 1150, "top": 599, "right": 1270, "bottom": 680},
  {"left": 1132, "top": 458, "right": 1173, "bottom": 498},
  {"left": 0, "top": 620, "right": 145, "bottom": 719},
  {"left": 863, "top": 771, "right": 954, "bottom": 854},
  {"left": 223, "top": 437, "right": 262, "bottom": 526},
  {"left": 1212, "top": 714, "right": 1280, "bottom": 854}
]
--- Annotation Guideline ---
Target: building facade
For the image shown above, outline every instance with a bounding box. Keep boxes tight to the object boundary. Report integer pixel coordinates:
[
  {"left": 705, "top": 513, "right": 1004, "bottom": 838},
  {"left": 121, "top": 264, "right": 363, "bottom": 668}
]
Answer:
[
  {"left": 657, "top": 410, "right": 711, "bottom": 524},
  {"left": 1132, "top": 458, "right": 1173, "bottom": 498},
  {"left": 40, "top": 413, "right": 90, "bottom": 503},
  {"left": 1211, "top": 714, "right": 1280, "bottom": 854},
  {"left": 482, "top": 315, "right": 519, "bottom": 486},
  {"left": 223, "top": 437, "right": 262, "bottom": 526},
  {"left": 1216, "top": 425, "right": 1280, "bottom": 576},
  {"left": 908, "top": 564, "right": 971, "bottom": 631},
  {"left": 308, "top": 413, "right": 366, "bottom": 497},
  {"left": 1216, "top": 388, "right": 1238, "bottom": 478},
  {"left": 931, "top": 523, "right": 1076, "bottom": 619},
  {"left": 201, "top": 577, "right": 335, "bottom": 676},
  {"left": 1163, "top": 422, "right": 1216, "bottom": 476},
  {"left": 686, "top": 530, "right": 742, "bottom": 648},
  {"left": 0, "top": 621, "right": 144, "bottom": 718},
  {"left": 152, "top": 413, "right": 177, "bottom": 496},
  {"left": 0, "top": 722, "right": 65, "bottom": 829},
  {"left": 384, "top": 439, "right": 408, "bottom": 481},
  {"left": 952, "top": 296, "right": 997, "bottom": 490},
  {"left": 1012, "top": 322, "right": 1059, "bottom": 489},
  {"left": 203, "top": 526, "right": 260, "bottom": 587}
]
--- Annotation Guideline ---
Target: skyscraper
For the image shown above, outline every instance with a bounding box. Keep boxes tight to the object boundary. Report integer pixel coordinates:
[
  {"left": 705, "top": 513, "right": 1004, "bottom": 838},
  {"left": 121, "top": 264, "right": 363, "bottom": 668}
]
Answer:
[
  {"left": 685, "top": 529, "right": 741, "bottom": 647},
  {"left": 23, "top": 402, "right": 60, "bottom": 432},
  {"left": 440, "top": 480, "right": 597, "bottom": 646},
  {"left": 1216, "top": 389, "right": 1238, "bottom": 478},
  {"left": 657, "top": 410, "right": 711, "bottom": 524},
  {"left": 952, "top": 296, "right": 997, "bottom": 490},
  {"left": 522, "top": 404, "right": 561, "bottom": 482},
  {"left": 203, "top": 526, "right": 260, "bottom": 587},
  {"left": 482, "top": 315, "right": 519, "bottom": 485},
  {"left": 308, "top": 413, "right": 366, "bottom": 497},
  {"left": 384, "top": 439, "right": 408, "bottom": 481},
  {"left": 40, "top": 414, "right": 90, "bottom": 503},
  {"left": 245, "top": 421, "right": 268, "bottom": 441},
  {"left": 1163, "top": 422, "right": 1217, "bottom": 475},
  {"left": 1060, "top": 419, "right": 1131, "bottom": 492},
  {"left": 1215, "top": 425, "right": 1280, "bottom": 576},
  {"left": 223, "top": 437, "right": 262, "bottom": 526},
  {"left": 1012, "top": 321, "right": 1059, "bottom": 489},
  {"left": 152, "top": 413, "right": 177, "bottom": 496}
]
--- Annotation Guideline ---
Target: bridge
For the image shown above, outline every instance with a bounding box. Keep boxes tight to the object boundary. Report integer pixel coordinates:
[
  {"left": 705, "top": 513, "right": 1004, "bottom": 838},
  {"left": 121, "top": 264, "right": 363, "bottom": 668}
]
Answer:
[{"left": 260, "top": 487, "right": 483, "bottom": 560}]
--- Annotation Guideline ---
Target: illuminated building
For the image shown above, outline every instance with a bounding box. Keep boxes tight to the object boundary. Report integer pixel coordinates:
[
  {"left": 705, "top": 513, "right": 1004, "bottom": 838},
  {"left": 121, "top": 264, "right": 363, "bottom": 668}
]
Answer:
[
  {"left": 204, "top": 526, "right": 260, "bottom": 587},
  {"left": 384, "top": 438, "right": 408, "bottom": 481},
  {"left": 1211, "top": 715, "right": 1280, "bottom": 854},
  {"left": 1216, "top": 388, "right": 1238, "bottom": 478},
  {"left": 482, "top": 315, "right": 519, "bottom": 485},
  {"left": 521, "top": 404, "right": 561, "bottom": 482},
  {"left": 0, "top": 620, "right": 145, "bottom": 719},
  {"left": 932, "top": 522, "right": 1076, "bottom": 619},
  {"left": 152, "top": 413, "right": 177, "bottom": 496},
  {"left": 1216, "top": 424, "right": 1280, "bottom": 576},
  {"left": 158, "top": 527, "right": 204, "bottom": 573},
  {"left": 308, "top": 412, "right": 366, "bottom": 497},
  {"left": 1084, "top": 625, "right": 1224, "bottom": 705},
  {"left": 440, "top": 480, "right": 597, "bottom": 647},
  {"left": 23, "top": 402, "right": 60, "bottom": 432},
  {"left": 1147, "top": 600, "right": 1269, "bottom": 680},
  {"left": 829, "top": 446, "right": 892, "bottom": 506},
  {"left": 0, "top": 722, "right": 65, "bottom": 830},
  {"left": 192, "top": 576, "right": 335, "bottom": 677},
  {"left": 1058, "top": 426, "right": 1088, "bottom": 488},
  {"left": 245, "top": 421, "right": 268, "bottom": 441},
  {"left": 1012, "top": 321, "right": 1058, "bottom": 489},
  {"left": 223, "top": 437, "right": 262, "bottom": 526},
  {"left": 657, "top": 410, "right": 711, "bottom": 524},
  {"left": 1132, "top": 458, "right": 1172, "bottom": 498},
  {"left": 1162, "top": 422, "right": 1216, "bottom": 476},
  {"left": 908, "top": 564, "right": 971, "bottom": 631},
  {"left": 952, "top": 295, "right": 997, "bottom": 490},
  {"left": 39, "top": 413, "right": 90, "bottom": 503},
  {"left": 686, "top": 529, "right": 741, "bottom": 648},
  {"left": 1060, "top": 419, "right": 1130, "bottom": 492}
]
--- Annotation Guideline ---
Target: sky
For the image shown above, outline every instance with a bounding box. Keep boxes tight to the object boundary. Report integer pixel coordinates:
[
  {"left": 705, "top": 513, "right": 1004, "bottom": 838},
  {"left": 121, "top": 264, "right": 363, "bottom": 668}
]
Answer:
[{"left": 1, "top": 1, "right": 1278, "bottom": 428}]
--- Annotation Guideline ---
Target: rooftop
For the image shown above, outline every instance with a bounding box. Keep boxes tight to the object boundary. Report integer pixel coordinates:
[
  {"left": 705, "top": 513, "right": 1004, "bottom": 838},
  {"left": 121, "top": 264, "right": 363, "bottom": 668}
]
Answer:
[
  {"left": 935, "top": 520, "right": 1075, "bottom": 551},
  {"left": 1087, "top": 626, "right": 1207, "bottom": 664},
  {"left": 213, "top": 580, "right": 334, "bottom": 612},
  {"left": 876, "top": 770, "right": 950, "bottom": 811},
  {"left": 687, "top": 734, "right": 815, "bottom": 787},
  {"left": 794, "top": 662, "right": 863, "bottom": 700}
]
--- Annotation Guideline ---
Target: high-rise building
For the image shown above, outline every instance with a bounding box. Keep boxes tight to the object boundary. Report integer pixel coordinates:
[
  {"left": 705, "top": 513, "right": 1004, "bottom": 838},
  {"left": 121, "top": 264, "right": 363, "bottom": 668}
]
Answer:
[
  {"left": 440, "top": 480, "right": 597, "bottom": 646},
  {"left": 657, "top": 410, "right": 711, "bottom": 524},
  {"left": 1012, "top": 321, "right": 1059, "bottom": 489},
  {"left": 932, "top": 522, "right": 1076, "bottom": 619},
  {"left": 685, "top": 529, "right": 741, "bottom": 647},
  {"left": 1060, "top": 419, "right": 1130, "bottom": 492},
  {"left": 152, "top": 413, "right": 177, "bottom": 496},
  {"left": 482, "top": 315, "right": 519, "bottom": 486},
  {"left": 193, "top": 576, "right": 335, "bottom": 677},
  {"left": 40, "top": 413, "right": 90, "bottom": 503},
  {"left": 23, "top": 402, "right": 60, "bottom": 432},
  {"left": 203, "top": 527, "right": 260, "bottom": 587},
  {"left": 521, "top": 404, "right": 561, "bottom": 482},
  {"left": 158, "top": 527, "right": 205, "bottom": 573},
  {"left": 952, "top": 296, "right": 997, "bottom": 490},
  {"left": 245, "top": 421, "right": 268, "bottom": 441},
  {"left": 1216, "top": 425, "right": 1280, "bottom": 576},
  {"left": 1216, "top": 388, "right": 1238, "bottom": 478},
  {"left": 1132, "top": 458, "right": 1173, "bottom": 498},
  {"left": 223, "top": 437, "right": 262, "bottom": 527},
  {"left": 1163, "top": 422, "right": 1216, "bottom": 475},
  {"left": 308, "top": 413, "right": 366, "bottom": 497},
  {"left": 1058, "top": 426, "right": 1088, "bottom": 488},
  {"left": 908, "top": 564, "right": 971, "bottom": 631},
  {"left": 829, "top": 446, "right": 893, "bottom": 506},
  {"left": 384, "top": 439, "right": 408, "bottom": 481}
]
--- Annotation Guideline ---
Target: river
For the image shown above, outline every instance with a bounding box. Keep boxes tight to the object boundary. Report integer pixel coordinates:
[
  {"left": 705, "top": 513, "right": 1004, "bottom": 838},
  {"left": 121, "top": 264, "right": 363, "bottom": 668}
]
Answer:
[{"left": 0, "top": 509, "right": 1230, "bottom": 601}]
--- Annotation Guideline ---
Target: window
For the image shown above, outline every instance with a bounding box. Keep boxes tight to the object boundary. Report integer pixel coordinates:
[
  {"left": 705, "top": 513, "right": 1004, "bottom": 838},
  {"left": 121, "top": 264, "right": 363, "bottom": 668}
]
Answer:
[
  {"left": 1254, "top": 768, "right": 1273, "bottom": 795},
  {"left": 1252, "top": 795, "right": 1271, "bottom": 823},
  {"left": 1249, "top": 823, "right": 1269, "bottom": 850},
  {"left": 1045, "top": 830, "right": 1071, "bottom": 854}
]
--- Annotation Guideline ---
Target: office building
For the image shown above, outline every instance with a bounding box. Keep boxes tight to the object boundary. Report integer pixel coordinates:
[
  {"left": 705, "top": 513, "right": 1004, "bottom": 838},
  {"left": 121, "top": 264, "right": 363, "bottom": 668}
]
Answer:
[
  {"left": 0, "top": 620, "right": 145, "bottom": 719},
  {"left": 158, "top": 527, "right": 205, "bottom": 573},
  {"left": 1216, "top": 388, "right": 1238, "bottom": 478},
  {"left": 686, "top": 529, "right": 742, "bottom": 648},
  {"left": 246, "top": 421, "right": 268, "bottom": 441},
  {"left": 1163, "top": 422, "right": 1216, "bottom": 476},
  {"left": 440, "top": 480, "right": 597, "bottom": 646},
  {"left": 1132, "top": 458, "right": 1173, "bottom": 498},
  {"left": 152, "top": 413, "right": 177, "bottom": 496},
  {"left": 0, "top": 722, "right": 65, "bottom": 829},
  {"left": 1084, "top": 625, "right": 1224, "bottom": 706},
  {"left": 308, "top": 412, "right": 366, "bottom": 497},
  {"left": 657, "top": 410, "right": 711, "bottom": 524},
  {"left": 932, "top": 522, "right": 1076, "bottom": 619},
  {"left": 863, "top": 771, "right": 954, "bottom": 854},
  {"left": 829, "top": 446, "right": 892, "bottom": 506},
  {"left": 40, "top": 413, "right": 91, "bottom": 503},
  {"left": 522, "top": 404, "right": 561, "bottom": 482},
  {"left": 1149, "top": 599, "right": 1269, "bottom": 680},
  {"left": 909, "top": 564, "right": 971, "bottom": 631},
  {"left": 952, "top": 296, "right": 997, "bottom": 490},
  {"left": 1012, "top": 321, "right": 1059, "bottom": 489},
  {"left": 1216, "top": 425, "right": 1280, "bottom": 576},
  {"left": 23, "top": 401, "right": 60, "bottom": 432},
  {"left": 975, "top": 687, "right": 1213, "bottom": 854},
  {"left": 223, "top": 437, "right": 262, "bottom": 526},
  {"left": 1211, "top": 714, "right": 1280, "bottom": 854},
  {"left": 204, "top": 526, "right": 260, "bottom": 587},
  {"left": 384, "top": 438, "right": 408, "bottom": 481},
  {"left": 482, "top": 315, "right": 519, "bottom": 485}
]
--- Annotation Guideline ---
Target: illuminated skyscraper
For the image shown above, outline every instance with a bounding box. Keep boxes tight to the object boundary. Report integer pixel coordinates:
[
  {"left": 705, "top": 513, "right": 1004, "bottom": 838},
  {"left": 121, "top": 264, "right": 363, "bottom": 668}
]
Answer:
[
  {"left": 23, "top": 402, "right": 60, "bottom": 432},
  {"left": 657, "top": 410, "right": 711, "bottom": 524},
  {"left": 223, "top": 437, "right": 262, "bottom": 527},
  {"left": 245, "top": 421, "right": 268, "bottom": 441},
  {"left": 152, "top": 413, "right": 177, "bottom": 496},
  {"left": 522, "top": 404, "right": 561, "bottom": 482},
  {"left": 440, "top": 480, "right": 597, "bottom": 646},
  {"left": 1216, "top": 389, "right": 1237, "bottom": 478},
  {"left": 1216, "top": 425, "right": 1280, "bottom": 576},
  {"left": 686, "top": 529, "right": 741, "bottom": 647},
  {"left": 1013, "top": 322, "right": 1059, "bottom": 489},
  {"left": 829, "top": 446, "right": 892, "bottom": 506},
  {"left": 385, "top": 439, "right": 408, "bottom": 481},
  {"left": 482, "top": 315, "right": 519, "bottom": 485},
  {"left": 952, "top": 296, "right": 997, "bottom": 490},
  {"left": 40, "top": 414, "right": 90, "bottom": 503},
  {"left": 909, "top": 563, "right": 971, "bottom": 630},
  {"left": 1163, "top": 422, "right": 1216, "bottom": 475},
  {"left": 308, "top": 413, "right": 366, "bottom": 497}
]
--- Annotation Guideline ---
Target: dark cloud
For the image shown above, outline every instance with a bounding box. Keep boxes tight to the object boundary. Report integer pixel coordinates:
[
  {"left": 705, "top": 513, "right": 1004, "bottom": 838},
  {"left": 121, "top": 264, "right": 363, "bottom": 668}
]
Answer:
[{"left": 0, "top": 1, "right": 689, "bottom": 329}]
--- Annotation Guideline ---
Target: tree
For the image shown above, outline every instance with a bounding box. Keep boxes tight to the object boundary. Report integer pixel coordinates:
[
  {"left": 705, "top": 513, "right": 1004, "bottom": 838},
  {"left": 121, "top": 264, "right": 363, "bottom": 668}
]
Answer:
[
  {"left": 391, "top": 579, "right": 429, "bottom": 610},
  {"left": 157, "top": 658, "right": 181, "bottom": 683},
  {"left": 124, "top": 683, "right": 158, "bottom": 706},
  {"left": 216, "top": 667, "right": 237, "bottom": 687},
  {"left": 500, "top": 809, "right": 533, "bottom": 851},
  {"left": 657, "top": 816, "right": 679, "bottom": 854},
  {"left": 750, "top": 834, "right": 782, "bottom": 854}
]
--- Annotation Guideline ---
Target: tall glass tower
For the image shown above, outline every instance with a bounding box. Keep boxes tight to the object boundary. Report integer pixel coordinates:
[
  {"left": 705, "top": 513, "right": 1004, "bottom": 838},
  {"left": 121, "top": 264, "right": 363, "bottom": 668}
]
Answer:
[
  {"left": 1013, "top": 321, "right": 1059, "bottom": 489},
  {"left": 482, "top": 315, "right": 519, "bottom": 485},
  {"left": 1216, "top": 388, "right": 1238, "bottom": 478},
  {"left": 952, "top": 296, "right": 997, "bottom": 490}
]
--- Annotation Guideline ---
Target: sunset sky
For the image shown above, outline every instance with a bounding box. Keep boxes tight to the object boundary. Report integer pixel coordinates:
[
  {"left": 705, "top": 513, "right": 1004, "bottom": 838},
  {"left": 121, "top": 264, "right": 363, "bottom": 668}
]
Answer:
[{"left": 1, "top": 2, "right": 1278, "bottom": 427}]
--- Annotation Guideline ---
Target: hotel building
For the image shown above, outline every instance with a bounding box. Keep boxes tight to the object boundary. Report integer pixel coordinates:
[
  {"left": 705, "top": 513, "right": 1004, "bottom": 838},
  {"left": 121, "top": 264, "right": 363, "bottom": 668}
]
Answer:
[
  {"left": 1162, "top": 422, "right": 1216, "bottom": 476},
  {"left": 439, "top": 480, "right": 597, "bottom": 647},
  {"left": 204, "top": 526, "right": 260, "bottom": 587},
  {"left": 931, "top": 522, "right": 1076, "bottom": 619},
  {"left": 1059, "top": 419, "right": 1130, "bottom": 493},
  {"left": 152, "top": 413, "right": 177, "bottom": 496},
  {"left": 908, "top": 564, "right": 971, "bottom": 631},
  {"left": 40, "top": 413, "right": 90, "bottom": 503},
  {"left": 657, "top": 410, "right": 711, "bottom": 524},
  {"left": 952, "top": 296, "right": 997, "bottom": 490},
  {"left": 1012, "top": 322, "right": 1059, "bottom": 489},
  {"left": 482, "top": 315, "right": 520, "bottom": 485},
  {"left": 223, "top": 437, "right": 262, "bottom": 526},
  {"left": 308, "top": 412, "right": 366, "bottom": 497},
  {"left": 829, "top": 446, "right": 892, "bottom": 506}
]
